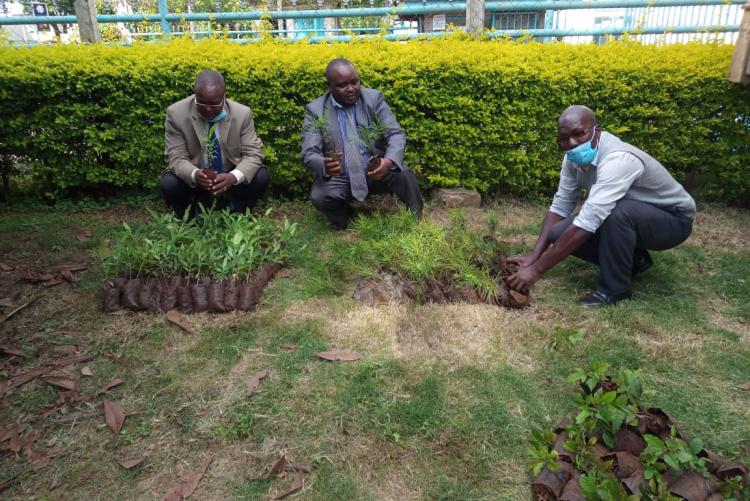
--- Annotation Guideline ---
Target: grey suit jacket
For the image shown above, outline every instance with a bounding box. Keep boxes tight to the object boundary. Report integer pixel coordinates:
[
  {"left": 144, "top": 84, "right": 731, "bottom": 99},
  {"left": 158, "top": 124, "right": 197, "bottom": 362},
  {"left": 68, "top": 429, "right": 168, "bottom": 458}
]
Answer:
[
  {"left": 301, "top": 87, "right": 406, "bottom": 179},
  {"left": 164, "top": 95, "right": 264, "bottom": 187}
]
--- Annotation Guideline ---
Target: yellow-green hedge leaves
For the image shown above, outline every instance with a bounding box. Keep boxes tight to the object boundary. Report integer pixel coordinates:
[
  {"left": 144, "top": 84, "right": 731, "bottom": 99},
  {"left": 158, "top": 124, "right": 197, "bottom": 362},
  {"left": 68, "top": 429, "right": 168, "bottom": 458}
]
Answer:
[{"left": 1, "top": 37, "right": 749, "bottom": 201}]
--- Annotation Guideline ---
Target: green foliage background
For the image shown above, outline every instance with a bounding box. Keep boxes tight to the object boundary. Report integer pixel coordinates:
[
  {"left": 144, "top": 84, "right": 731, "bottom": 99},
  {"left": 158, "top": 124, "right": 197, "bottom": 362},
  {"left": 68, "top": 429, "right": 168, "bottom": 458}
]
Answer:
[{"left": 1, "top": 36, "right": 749, "bottom": 201}]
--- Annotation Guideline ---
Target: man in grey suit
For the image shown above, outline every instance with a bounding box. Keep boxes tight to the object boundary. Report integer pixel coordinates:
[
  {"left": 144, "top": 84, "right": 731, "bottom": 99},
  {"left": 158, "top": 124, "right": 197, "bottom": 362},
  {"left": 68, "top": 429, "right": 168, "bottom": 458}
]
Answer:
[
  {"left": 301, "top": 59, "right": 423, "bottom": 230},
  {"left": 161, "top": 69, "right": 269, "bottom": 219},
  {"left": 507, "top": 105, "right": 695, "bottom": 307}
]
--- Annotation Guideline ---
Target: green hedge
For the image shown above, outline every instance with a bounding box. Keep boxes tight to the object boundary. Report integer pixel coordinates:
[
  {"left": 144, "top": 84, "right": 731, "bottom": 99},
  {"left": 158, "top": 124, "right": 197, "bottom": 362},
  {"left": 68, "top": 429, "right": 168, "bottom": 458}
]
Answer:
[{"left": 1, "top": 37, "right": 749, "bottom": 202}]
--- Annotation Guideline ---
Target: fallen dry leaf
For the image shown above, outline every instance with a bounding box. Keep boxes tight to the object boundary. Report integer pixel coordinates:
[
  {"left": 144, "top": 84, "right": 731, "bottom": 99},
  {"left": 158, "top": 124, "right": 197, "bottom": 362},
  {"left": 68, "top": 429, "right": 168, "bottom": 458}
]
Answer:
[
  {"left": 265, "top": 455, "right": 288, "bottom": 479},
  {"left": 60, "top": 270, "right": 78, "bottom": 284},
  {"left": 0, "top": 346, "right": 27, "bottom": 358},
  {"left": 737, "top": 382, "right": 750, "bottom": 391},
  {"left": 104, "top": 400, "right": 125, "bottom": 434},
  {"left": 52, "top": 345, "right": 78, "bottom": 356},
  {"left": 272, "top": 474, "right": 303, "bottom": 500},
  {"left": 0, "top": 424, "right": 19, "bottom": 443},
  {"left": 45, "top": 263, "right": 87, "bottom": 273},
  {"left": 276, "top": 270, "right": 291, "bottom": 278},
  {"left": 43, "top": 376, "right": 78, "bottom": 392},
  {"left": 0, "top": 262, "right": 13, "bottom": 272},
  {"left": 2, "top": 430, "right": 41, "bottom": 453},
  {"left": 48, "top": 353, "right": 93, "bottom": 368},
  {"left": 44, "top": 277, "right": 65, "bottom": 287},
  {"left": 161, "top": 456, "right": 213, "bottom": 501},
  {"left": 315, "top": 349, "right": 363, "bottom": 362},
  {"left": 96, "top": 378, "right": 125, "bottom": 395},
  {"left": 280, "top": 343, "right": 298, "bottom": 351},
  {"left": 49, "top": 478, "right": 63, "bottom": 491},
  {"left": 0, "top": 298, "right": 14, "bottom": 308},
  {"left": 53, "top": 411, "right": 98, "bottom": 423},
  {"left": 286, "top": 462, "right": 313, "bottom": 474},
  {"left": 165, "top": 310, "right": 194, "bottom": 334},
  {"left": 119, "top": 457, "right": 144, "bottom": 469},
  {"left": 31, "top": 456, "right": 51, "bottom": 471},
  {"left": 81, "top": 366, "right": 94, "bottom": 377},
  {"left": 57, "top": 390, "right": 87, "bottom": 404},
  {"left": 75, "top": 230, "right": 93, "bottom": 242},
  {"left": 46, "top": 447, "right": 65, "bottom": 458},
  {"left": 246, "top": 369, "right": 269, "bottom": 397}
]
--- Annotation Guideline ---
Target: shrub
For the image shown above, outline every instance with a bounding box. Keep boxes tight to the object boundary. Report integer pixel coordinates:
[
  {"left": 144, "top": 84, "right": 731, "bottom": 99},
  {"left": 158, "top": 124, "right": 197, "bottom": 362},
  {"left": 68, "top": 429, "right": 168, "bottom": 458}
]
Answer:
[{"left": 1, "top": 37, "right": 749, "bottom": 202}]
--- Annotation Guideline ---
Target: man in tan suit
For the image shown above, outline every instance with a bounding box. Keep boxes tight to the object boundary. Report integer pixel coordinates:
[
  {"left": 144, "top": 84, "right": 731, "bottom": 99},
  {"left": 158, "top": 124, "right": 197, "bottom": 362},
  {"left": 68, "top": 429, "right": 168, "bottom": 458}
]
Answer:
[{"left": 161, "top": 69, "right": 269, "bottom": 219}]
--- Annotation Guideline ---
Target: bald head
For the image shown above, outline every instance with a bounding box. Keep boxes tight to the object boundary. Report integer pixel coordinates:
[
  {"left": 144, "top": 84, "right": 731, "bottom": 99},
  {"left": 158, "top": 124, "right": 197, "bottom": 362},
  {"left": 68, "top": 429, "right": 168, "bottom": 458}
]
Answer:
[
  {"left": 194, "top": 70, "right": 226, "bottom": 121},
  {"left": 195, "top": 69, "right": 225, "bottom": 95},
  {"left": 558, "top": 105, "right": 597, "bottom": 130},
  {"left": 556, "top": 105, "right": 600, "bottom": 151}
]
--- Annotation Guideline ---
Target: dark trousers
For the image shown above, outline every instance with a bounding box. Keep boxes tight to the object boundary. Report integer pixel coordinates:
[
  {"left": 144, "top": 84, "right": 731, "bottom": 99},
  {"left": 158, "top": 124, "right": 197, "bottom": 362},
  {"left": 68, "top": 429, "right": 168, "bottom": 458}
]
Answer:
[
  {"left": 310, "top": 168, "right": 423, "bottom": 229},
  {"left": 548, "top": 199, "right": 693, "bottom": 295},
  {"left": 160, "top": 168, "right": 270, "bottom": 220}
]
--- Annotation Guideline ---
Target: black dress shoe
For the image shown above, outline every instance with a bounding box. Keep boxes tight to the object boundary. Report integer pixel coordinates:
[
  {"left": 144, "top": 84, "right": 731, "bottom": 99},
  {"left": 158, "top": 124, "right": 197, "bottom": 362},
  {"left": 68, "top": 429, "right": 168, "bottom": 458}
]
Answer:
[
  {"left": 631, "top": 250, "right": 653, "bottom": 277},
  {"left": 577, "top": 290, "right": 632, "bottom": 307}
]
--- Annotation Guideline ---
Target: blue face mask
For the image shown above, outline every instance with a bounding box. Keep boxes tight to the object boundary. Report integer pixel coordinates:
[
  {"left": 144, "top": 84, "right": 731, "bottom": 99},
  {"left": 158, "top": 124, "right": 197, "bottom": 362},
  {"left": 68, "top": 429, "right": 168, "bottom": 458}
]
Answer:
[
  {"left": 208, "top": 108, "right": 228, "bottom": 123},
  {"left": 566, "top": 137, "right": 598, "bottom": 166}
]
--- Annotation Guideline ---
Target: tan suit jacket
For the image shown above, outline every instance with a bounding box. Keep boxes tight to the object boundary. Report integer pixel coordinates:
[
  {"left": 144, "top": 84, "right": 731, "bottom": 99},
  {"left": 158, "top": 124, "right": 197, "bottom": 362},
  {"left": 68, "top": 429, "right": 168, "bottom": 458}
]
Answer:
[{"left": 164, "top": 95, "right": 264, "bottom": 187}]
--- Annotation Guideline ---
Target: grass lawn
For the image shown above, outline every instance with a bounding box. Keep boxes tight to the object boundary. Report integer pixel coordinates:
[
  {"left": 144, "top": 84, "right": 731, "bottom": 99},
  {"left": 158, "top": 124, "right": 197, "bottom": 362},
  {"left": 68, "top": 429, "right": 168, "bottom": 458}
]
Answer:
[{"left": 0, "top": 197, "right": 748, "bottom": 500}]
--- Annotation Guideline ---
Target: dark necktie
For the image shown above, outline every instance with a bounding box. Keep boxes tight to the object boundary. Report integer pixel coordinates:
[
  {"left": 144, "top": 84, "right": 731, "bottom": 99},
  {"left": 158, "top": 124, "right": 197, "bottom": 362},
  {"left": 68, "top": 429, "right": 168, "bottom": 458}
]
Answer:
[
  {"left": 209, "top": 126, "right": 223, "bottom": 173},
  {"left": 342, "top": 112, "right": 367, "bottom": 201}
]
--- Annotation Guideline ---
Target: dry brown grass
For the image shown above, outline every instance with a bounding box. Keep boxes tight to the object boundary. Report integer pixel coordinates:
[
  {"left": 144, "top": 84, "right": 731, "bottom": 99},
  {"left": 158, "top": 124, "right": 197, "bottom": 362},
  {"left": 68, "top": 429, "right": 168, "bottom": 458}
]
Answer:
[{"left": 689, "top": 204, "right": 750, "bottom": 252}]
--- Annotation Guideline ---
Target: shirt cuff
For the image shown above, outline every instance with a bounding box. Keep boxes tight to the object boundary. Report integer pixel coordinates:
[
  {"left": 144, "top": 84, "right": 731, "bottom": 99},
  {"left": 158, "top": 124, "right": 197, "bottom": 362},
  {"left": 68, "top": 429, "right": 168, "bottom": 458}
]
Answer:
[
  {"left": 190, "top": 168, "right": 199, "bottom": 184},
  {"left": 572, "top": 216, "right": 598, "bottom": 234},
  {"left": 231, "top": 170, "right": 245, "bottom": 185},
  {"left": 385, "top": 157, "right": 401, "bottom": 171}
]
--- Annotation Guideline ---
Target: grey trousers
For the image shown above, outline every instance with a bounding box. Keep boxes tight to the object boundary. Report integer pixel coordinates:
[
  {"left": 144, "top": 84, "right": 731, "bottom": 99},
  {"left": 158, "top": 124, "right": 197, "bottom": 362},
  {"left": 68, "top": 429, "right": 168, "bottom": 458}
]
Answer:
[
  {"left": 310, "top": 167, "right": 423, "bottom": 229},
  {"left": 548, "top": 199, "right": 693, "bottom": 295}
]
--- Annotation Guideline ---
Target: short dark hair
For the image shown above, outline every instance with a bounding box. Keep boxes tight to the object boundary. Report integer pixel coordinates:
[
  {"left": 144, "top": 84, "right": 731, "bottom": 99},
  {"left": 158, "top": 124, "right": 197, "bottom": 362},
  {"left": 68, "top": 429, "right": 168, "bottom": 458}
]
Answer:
[{"left": 325, "top": 58, "right": 356, "bottom": 83}]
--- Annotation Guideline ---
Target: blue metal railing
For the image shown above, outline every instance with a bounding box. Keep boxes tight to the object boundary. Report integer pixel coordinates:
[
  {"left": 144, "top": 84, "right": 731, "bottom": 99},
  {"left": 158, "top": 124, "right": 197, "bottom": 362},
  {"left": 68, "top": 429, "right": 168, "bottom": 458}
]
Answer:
[{"left": 0, "top": 0, "right": 744, "bottom": 43}]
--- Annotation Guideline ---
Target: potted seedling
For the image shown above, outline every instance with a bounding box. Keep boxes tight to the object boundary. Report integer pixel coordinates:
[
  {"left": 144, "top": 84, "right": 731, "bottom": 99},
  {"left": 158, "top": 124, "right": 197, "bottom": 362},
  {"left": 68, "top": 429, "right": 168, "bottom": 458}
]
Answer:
[
  {"left": 199, "top": 124, "right": 222, "bottom": 197},
  {"left": 357, "top": 119, "right": 387, "bottom": 172},
  {"left": 306, "top": 113, "right": 343, "bottom": 172}
]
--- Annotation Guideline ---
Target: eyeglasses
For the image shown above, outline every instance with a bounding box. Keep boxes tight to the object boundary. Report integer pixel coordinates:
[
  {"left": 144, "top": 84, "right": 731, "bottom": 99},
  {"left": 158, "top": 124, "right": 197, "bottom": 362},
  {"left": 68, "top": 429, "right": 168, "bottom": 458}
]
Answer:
[
  {"left": 194, "top": 95, "right": 225, "bottom": 110},
  {"left": 556, "top": 127, "right": 595, "bottom": 147}
]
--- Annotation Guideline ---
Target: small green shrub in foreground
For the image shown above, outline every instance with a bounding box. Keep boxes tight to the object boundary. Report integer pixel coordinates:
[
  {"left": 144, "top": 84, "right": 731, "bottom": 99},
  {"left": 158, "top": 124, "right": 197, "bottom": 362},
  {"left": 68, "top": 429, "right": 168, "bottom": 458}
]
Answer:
[{"left": 528, "top": 362, "right": 749, "bottom": 499}]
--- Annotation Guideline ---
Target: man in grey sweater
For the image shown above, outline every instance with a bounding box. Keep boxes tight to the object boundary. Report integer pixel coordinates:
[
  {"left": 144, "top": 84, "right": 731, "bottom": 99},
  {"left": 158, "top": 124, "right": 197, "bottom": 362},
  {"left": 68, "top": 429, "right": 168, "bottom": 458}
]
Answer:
[{"left": 507, "top": 105, "right": 696, "bottom": 307}]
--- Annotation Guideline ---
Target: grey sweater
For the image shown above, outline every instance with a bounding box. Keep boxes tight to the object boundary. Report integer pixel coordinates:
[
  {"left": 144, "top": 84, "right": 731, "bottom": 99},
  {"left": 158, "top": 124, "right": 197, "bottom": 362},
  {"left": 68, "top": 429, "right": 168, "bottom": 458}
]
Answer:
[{"left": 549, "top": 131, "right": 696, "bottom": 233}]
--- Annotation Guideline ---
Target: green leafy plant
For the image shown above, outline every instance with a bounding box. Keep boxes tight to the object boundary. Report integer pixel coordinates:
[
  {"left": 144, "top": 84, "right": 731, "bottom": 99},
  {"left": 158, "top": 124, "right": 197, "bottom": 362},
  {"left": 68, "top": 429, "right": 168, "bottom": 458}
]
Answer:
[
  {"left": 527, "top": 427, "right": 560, "bottom": 476},
  {"left": 100, "top": 207, "right": 297, "bottom": 280},
  {"left": 544, "top": 326, "right": 586, "bottom": 351},
  {"left": 528, "top": 363, "right": 740, "bottom": 499},
  {"left": 566, "top": 361, "right": 612, "bottom": 393},
  {"left": 641, "top": 428, "right": 708, "bottom": 491}
]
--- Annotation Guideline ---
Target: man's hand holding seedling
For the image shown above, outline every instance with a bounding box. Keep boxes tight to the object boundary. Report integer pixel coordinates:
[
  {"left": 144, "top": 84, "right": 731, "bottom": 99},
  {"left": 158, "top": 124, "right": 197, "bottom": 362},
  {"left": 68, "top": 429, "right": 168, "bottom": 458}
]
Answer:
[
  {"left": 368, "top": 157, "right": 393, "bottom": 182},
  {"left": 210, "top": 173, "right": 235, "bottom": 196},
  {"left": 323, "top": 153, "right": 343, "bottom": 176},
  {"left": 196, "top": 169, "right": 215, "bottom": 190},
  {"left": 196, "top": 169, "right": 234, "bottom": 195}
]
